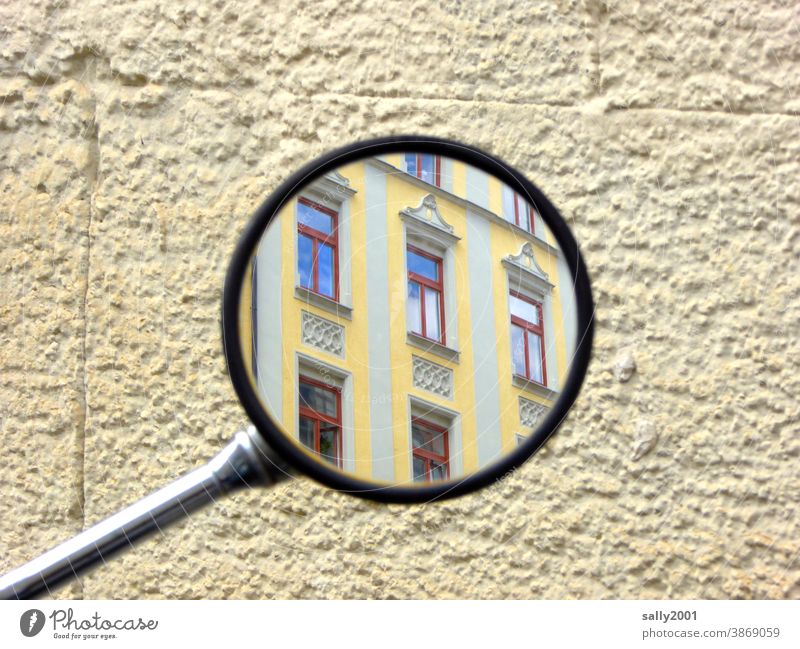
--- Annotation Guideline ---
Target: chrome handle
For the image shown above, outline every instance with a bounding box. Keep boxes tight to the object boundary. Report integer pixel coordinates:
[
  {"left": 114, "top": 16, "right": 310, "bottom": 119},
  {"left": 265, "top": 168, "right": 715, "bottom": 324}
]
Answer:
[{"left": 0, "top": 427, "right": 290, "bottom": 599}]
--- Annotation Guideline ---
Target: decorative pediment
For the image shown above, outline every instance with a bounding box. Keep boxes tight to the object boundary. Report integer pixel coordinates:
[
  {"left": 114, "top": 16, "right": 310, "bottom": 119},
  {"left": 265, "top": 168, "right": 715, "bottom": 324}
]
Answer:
[
  {"left": 306, "top": 169, "right": 357, "bottom": 202},
  {"left": 502, "top": 242, "right": 554, "bottom": 296},
  {"left": 506, "top": 242, "right": 548, "bottom": 278},
  {"left": 327, "top": 170, "right": 354, "bottom": 192},
  {"left": 399, "top": 194, "right": 460, "bottom": 247}
]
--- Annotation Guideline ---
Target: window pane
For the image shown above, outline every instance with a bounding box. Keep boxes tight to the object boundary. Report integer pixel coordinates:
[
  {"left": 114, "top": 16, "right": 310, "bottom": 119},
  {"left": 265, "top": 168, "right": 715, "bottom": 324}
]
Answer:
[
  {"left": 298, "top": 234, "right": 313, "bottom": 289},
  {"left": 412, "top": 456, "right": 427, "bottom": 482},
  {"left": 509, "top": 294, "right": 538, "bottom": 324},
  {"left": 317, "top": 242, "right": 334, "bottom": 298},
  {"left": 527, "top": 331, "right": 544, "bottom": 383},
  {"left": 420, "top": 154, "right": 435, "bottom": 184},
  {"left": 502, "top": 186, "right": 516, "bottom": 222},
  {"left": 429, "top": 461, "right": 447, "bottom": 481},
  {"left": 411, "top": 425, "right": 426, "bottom": 449},
  {"left": 407, "top": 280, "right": 422, "bottom": 335},
  {"left": 319, "top": 425, "right": 338, "bottom": 465},
  {"left": 406, "top": 249, "right": 439, "bottom": 281},
  {"left": 299, "top": 382, "right": 314, "bottom": 411},
  {"left": 511, "top": 324, "right": 526, "bottom": 376},
  {"left": 405, "top": 153, "right": 417, "bottom": 177},
  {"left": 297, "top": 201, "right": 333, "bottom": 234},
  {"left": 424, "top": 288, "right": 441, "bottom": 341},
  {"left": 413, "top": 422, "right": 446, "bottom": 456},
  {"left": 522, "top": 203, "right": 534, "bottom": 232},
  {"left": 299, "top": 381, "right": 338, "bottom": 418},
  {"left": 299, "top": 416, "right": 315, "bottom": 451}
]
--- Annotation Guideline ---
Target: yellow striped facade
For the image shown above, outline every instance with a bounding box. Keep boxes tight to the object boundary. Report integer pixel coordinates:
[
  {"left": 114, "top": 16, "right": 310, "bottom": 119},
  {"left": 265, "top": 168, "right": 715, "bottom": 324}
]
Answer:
[{"left": 240, "top": 154, "right": 575, "bottom": 483}]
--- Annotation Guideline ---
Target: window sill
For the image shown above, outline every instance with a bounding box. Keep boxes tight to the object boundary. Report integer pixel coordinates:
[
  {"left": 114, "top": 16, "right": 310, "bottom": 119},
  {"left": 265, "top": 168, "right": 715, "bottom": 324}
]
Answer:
[
  {"left": 406, "top": 332, "right": 460, "bottom": 363},
  {"left": 294, "top": 286, "right": 352, "bottom": 320},
  {"left": 512, "top": 375, "right": 557, "bottom": 401}
]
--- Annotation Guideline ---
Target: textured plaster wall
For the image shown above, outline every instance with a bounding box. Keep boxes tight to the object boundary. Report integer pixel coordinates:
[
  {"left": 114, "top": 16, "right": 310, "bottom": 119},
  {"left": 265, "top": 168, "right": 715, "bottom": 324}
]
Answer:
[{"left": 0, "top": 1, "right": 798, "bottom": 599}]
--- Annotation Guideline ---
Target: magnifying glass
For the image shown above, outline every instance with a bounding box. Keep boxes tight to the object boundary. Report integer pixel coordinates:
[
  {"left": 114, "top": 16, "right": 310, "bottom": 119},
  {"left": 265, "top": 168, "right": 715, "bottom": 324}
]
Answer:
[{"left": 0, "top": 136, "right": 594, "bottom": 599}]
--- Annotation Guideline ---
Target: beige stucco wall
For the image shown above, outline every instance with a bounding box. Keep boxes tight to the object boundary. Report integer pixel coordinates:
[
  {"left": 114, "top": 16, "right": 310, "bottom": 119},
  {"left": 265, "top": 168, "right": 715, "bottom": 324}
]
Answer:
[{"left": 1, "top": 0, "right": 798, "bottom": 599}]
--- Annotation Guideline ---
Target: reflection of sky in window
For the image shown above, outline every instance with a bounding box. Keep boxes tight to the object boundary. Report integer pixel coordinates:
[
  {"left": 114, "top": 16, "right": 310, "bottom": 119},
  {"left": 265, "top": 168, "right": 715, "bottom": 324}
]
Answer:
[
  {"left": 407, "top": 281, "right": 421, "bottom": 333},
  {"left": 527, "top": 332, "right": 544, "bottom": 383},
  {"left": 317, "top": 243, "right": 334, "bottom": 297},
  {"left": 502, "top": 187, "right": 515, "bottom": 220},
  {"left": 424, "top": 288, "right": 441, "bottom": 340},
  {"left": 298, "top": 201, "right": 333, "bottom": 234},
  {"left": 404, "top": 153, "right": 416, "bottom": 176},
  {"left": 405, "top": 153, "right": 436, "bottom": 184},
  {"left": 419, "top": 154, "right": 435, "bottom": 184},
  {"left": 297, "top": 234, "right": 313, "bottom": 289},
  {"left": 511, "top": 324, "right": 526, "bottom": 376},
  {"left": 510, "top": 294, "right": 538, "bottom": 324},
  {"left": 407, "top": 249, "right": 438, "bottom": 281},
  {"left": 502, "top": 186, "right": 535, "bottom": 231}
]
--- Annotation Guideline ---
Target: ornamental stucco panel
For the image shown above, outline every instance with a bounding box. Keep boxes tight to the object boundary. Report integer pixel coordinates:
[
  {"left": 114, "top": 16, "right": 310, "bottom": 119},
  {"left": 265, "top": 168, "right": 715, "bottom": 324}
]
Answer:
[
  {"left": 412, "top": 356, "right": 454, "bottom": 400},
  {"left": 519, "top": 398, "right": 547, "bottom": 429},
  {"left": 301, "top": 311, "right": 345, "bottom": 357}
]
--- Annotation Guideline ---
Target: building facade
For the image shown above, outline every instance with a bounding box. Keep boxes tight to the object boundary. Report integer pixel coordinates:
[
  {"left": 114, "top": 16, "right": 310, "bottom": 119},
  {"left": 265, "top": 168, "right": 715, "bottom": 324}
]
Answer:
[{"left": 241, "top": 153, "right": 577, "bottom": 484}]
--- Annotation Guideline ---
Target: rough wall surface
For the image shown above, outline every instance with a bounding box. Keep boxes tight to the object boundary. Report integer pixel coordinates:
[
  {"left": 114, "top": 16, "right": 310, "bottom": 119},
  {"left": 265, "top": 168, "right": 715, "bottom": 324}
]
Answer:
[{"left": 1, "top": 0, "right": 798, "bottom": 599}]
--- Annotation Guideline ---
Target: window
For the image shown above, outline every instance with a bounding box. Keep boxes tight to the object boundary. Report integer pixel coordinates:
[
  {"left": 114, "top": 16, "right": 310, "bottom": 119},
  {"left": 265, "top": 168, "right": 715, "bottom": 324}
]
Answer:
[
  {"left": 406, "top": 245, "right": 445, "bottom": 344},
  {"left": 502, "top": 186, "right": 536, "bottom": 234},
  {"left": 297, "top": 197, "right": 338, "bottom": 300},
  {"left": 509, "top": 290, "right": 547, "bottom": 386},
  {"left": 411, "top": 418, "right": 449, "bottom": 482},
  {"left": 405, "top": 153, "right": 441, "bottom": 187},
  {"left": 400, "top": 193, "right": 461, "bottom": 358},
  {"left": 298, "top": 375, "right": 342, "bottom": 467}
]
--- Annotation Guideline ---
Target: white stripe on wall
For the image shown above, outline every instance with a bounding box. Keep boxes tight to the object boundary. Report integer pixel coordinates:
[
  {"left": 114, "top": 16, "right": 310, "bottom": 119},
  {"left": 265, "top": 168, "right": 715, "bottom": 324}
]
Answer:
[
  {"left": 365, "top": 163, "right": 395, "bottom": 482},
  {"left": 255, "top": 221, "right": 283, "bottom": 421},
  {"left": 465, "top": 208, "right": 503, "bottom": 467}
]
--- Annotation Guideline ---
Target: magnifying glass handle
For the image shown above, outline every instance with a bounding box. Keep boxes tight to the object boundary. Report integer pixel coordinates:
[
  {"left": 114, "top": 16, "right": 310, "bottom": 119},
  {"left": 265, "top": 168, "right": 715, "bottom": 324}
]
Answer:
[{"left": 0, "top": 426, "right": 290, "bottom": 600}]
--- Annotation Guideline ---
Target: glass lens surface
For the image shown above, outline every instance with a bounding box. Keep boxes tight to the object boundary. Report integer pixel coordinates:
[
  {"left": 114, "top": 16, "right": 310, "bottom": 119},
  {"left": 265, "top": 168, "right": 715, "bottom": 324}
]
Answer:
[{"left": 237, "top": 151, "right": 583, "bottom": 486}]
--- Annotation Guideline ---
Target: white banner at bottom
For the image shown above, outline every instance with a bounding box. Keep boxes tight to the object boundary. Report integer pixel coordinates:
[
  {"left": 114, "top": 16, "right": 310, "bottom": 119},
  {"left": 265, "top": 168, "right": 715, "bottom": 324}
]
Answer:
[{"left": 0, "top": 600, "right": 797, "bottom": 648}]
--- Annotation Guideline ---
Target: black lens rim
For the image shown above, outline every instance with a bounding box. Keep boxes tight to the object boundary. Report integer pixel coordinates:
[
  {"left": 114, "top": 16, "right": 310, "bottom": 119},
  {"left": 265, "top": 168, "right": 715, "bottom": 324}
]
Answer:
[{"left": 222, "top": 135, "right": 594, "bottom": 503}]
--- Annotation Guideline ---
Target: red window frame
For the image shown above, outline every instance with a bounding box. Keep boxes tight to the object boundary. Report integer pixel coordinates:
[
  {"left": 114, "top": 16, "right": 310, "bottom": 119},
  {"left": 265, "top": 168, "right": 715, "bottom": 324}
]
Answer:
[
  {"left": 511, "top": 192, "right": 535, "bottom": 234},
  {"left": 407, "top": 244, "right": 446, "bottom": 345},
  {"left": 298, "top": 375, "right": 342, "bottom": 468},
  {"left": 297, "top": 196, "right": 339, "bottom": 301},
  {"left": 408, "top": 153, "right": 441, "bottom": 187},
  {"left": 510, "top": 290, "right": 547, "bottom": 386},
  {"left": 411, "top": 417, "right": 450, "bottom": 482}
]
